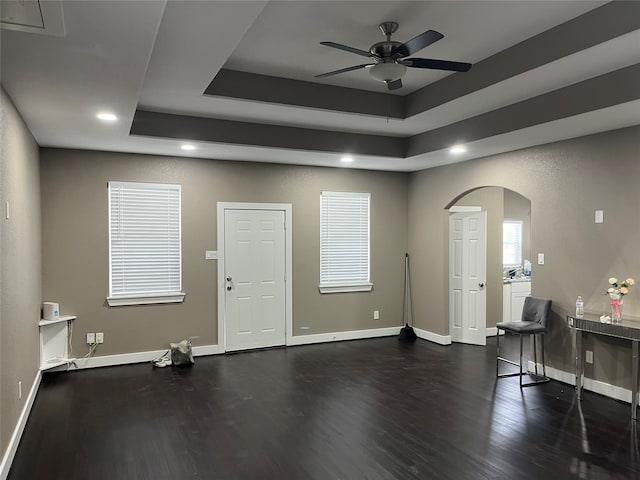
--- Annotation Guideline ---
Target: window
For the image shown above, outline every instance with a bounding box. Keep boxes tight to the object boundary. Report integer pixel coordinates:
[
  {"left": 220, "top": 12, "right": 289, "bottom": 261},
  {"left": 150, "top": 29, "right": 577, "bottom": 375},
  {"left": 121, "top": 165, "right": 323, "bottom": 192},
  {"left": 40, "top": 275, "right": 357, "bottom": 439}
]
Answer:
[
  {"left": 108, "top": 181, "right": 184, "bottom": 306},
  {"left": 319, "top": 191, "right": 371, "bottom": 293},
  {"left": 503, "top": 220, "right": 523, "bottom": 267}
]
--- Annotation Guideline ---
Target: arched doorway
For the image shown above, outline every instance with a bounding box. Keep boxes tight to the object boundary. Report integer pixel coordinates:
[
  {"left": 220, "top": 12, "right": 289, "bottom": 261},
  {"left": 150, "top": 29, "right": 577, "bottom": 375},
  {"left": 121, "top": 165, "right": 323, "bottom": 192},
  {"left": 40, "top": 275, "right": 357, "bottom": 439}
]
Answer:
[{"left": 446, "top": 187, "right": 531, "bottom": 344}]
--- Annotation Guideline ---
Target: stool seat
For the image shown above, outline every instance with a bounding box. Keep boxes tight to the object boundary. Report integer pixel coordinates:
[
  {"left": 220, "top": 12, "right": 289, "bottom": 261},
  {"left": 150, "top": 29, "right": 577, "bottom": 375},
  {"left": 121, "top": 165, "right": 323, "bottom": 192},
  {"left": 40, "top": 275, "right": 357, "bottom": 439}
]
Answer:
[
  {"left": 496, "top": 321, "right": 546, "bottom": 334},
  {"left": 496, "top": 296, "right": 552, "bottom": 388}
]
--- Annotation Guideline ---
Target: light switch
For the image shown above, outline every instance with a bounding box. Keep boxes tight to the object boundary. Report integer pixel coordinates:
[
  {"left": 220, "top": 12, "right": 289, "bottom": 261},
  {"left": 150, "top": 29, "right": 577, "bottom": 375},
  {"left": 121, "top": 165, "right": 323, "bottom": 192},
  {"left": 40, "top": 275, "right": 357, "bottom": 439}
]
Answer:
[
  {"left": 205, "top": 250, "right": 218, "bottom": 260},
  {"left": 537, "top": 253, "right": 545, "bottom": 265},
  {"left": 595, "top": 210, "right": 604, "bottom": 223}
]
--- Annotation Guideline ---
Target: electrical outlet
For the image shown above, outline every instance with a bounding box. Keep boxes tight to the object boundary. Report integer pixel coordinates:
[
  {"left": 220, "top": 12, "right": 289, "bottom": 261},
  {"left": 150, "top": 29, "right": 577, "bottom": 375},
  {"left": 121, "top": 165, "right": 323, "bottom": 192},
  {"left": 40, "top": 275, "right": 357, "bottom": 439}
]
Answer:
[
  {"left": 18, "top": 381, "right": 22, "bottom": 400},
  {"left": 96, "top": 332, "right": 104, "bottom": 344},
  {"left": 86, "top": 332, "right": 95, "bottom": 344},
  {"left": 373, "top": 310, "right": 380, "bottom": 320},
  {"left": 586, "top": 350, "right": 593, "bottom": 364}
]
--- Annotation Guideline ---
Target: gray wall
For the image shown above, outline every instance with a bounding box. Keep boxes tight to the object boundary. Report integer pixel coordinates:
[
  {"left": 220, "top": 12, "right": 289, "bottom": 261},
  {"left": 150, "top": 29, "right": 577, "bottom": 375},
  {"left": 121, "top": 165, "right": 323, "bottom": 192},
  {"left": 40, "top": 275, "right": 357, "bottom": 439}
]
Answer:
[
  {"left": 0, "top": 86, "right": 41, "bottom": 458},
  {"left": 408, "top": 126, "right": 640, "bottom": 389},
  {"left": 452, "top": 187, "right": 504, "bottom": 329},
  {"left": 40, "top": 149, "right": 409, "bottom": 357}
]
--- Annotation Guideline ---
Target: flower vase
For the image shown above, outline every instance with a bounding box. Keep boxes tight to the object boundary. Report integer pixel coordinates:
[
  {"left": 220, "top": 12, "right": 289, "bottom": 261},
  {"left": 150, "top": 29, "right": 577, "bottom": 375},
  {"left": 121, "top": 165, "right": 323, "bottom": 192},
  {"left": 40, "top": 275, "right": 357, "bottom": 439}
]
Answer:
[{"left": 610, "top": 293, "right": 623, "bottom": 323}]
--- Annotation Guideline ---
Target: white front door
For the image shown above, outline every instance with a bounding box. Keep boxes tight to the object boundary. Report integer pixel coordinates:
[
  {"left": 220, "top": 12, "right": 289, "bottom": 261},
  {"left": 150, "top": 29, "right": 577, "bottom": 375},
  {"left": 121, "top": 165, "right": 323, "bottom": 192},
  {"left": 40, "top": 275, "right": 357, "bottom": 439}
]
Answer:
[
  {"left": 449, "top": 211, "right": 487, "bottom": 346},
  {"left": 224, "top": 209, "right": 286, "bottom": 351}
]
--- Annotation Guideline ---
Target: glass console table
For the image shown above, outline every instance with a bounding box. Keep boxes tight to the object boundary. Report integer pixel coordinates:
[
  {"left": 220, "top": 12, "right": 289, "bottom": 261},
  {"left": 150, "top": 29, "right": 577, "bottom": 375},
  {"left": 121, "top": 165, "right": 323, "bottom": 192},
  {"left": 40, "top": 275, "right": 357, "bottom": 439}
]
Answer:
[{"left": 568, "top": 313, "right": 640, "bottom": 419}]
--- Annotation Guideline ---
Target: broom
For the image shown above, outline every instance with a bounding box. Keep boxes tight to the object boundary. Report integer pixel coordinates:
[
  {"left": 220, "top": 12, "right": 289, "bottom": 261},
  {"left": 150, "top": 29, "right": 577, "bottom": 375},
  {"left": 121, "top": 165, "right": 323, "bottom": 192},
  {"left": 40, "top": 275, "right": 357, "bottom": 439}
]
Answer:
[{"left": 398, "top": 252, "right": 417, "bottom": 342}]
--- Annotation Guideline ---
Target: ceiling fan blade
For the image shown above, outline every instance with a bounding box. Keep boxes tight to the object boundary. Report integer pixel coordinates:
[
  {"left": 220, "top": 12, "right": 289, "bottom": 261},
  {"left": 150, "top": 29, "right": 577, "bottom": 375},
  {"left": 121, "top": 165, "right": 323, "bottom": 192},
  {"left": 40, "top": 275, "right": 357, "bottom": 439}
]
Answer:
[
  {"left": 386, "top": 79, "right": 402, "bottom": 91},
  {"left": 391, "top": 30, "right": 443, "bottom": 57},
  {"left": 405, "top": 58, "right": 472, "bottom": 72},
  {"left": 320, "top": 41, "right": 376, "bottom": 58},
  {"left": 315, "top": 64, "right": 373, "bottom": 78}
]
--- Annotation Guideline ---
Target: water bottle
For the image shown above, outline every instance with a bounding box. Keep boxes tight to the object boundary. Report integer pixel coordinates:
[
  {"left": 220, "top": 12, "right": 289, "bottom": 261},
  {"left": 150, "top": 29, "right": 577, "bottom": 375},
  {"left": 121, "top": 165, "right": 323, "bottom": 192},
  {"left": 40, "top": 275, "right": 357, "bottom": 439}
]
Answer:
[{"left": 575, "top": 296, "right": 584, "bottom": 318}]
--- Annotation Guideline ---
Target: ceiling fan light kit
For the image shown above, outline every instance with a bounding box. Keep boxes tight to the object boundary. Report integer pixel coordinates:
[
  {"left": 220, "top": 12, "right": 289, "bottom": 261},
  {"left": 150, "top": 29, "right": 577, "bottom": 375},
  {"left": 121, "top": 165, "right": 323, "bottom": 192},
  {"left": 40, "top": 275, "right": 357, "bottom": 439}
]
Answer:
[
  {"left": 317, "top": 21, "right": 472, "bottom": 91},
  {"left": 369, "top": 62, "right": 407, "bottom": 83}
]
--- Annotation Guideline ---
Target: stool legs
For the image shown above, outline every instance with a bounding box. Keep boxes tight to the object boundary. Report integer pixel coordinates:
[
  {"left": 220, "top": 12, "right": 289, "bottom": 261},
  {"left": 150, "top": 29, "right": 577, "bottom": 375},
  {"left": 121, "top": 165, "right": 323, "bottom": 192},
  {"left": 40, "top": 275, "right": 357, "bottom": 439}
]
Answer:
[
  {"left": 519, "top": 334, "right": 524, "bottom": 388},
  {"left": 533, "top": 335, "right": 539, "bottom": 376},
  {"left": 541, "top": 334, "right": 547, "bottom": 378},
  {"left": 496, "top": 332, "right": 550, "bottom": 388},
  {"left": 496, "top": 330, "right": 501, "bottom": 377}
]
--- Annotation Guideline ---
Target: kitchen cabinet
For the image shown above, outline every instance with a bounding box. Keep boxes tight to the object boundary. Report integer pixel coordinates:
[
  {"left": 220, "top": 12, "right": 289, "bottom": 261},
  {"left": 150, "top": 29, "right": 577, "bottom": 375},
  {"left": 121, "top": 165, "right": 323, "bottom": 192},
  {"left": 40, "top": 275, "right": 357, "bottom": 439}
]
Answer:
[
  {"left": 503, "top": 280, "right": 531, "bottom": 322},
  {"left": 503, "top": 284, "right": 511, "bottom": 323},
  {"left": 510, "top": 281, "right": 531, "bottom": 322}
]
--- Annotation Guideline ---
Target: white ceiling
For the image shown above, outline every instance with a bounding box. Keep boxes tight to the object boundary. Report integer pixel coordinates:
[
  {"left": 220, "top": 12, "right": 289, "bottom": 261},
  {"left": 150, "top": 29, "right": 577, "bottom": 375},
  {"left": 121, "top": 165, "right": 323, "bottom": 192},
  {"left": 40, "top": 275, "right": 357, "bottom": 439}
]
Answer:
[{"left": 1, "top": 0, "right": 638, "bottom": 172}]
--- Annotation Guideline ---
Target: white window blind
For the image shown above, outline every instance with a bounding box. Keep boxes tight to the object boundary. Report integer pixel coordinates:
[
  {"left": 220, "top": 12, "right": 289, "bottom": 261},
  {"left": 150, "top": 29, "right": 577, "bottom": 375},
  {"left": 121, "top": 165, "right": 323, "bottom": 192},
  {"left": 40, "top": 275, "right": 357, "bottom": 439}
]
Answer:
[
  {"left": 320, "top": 191, "right": 372, "bottom": 293},
  {"left": 108, "top": 181, "right": 184, "bottom": 306},
  {"left": 503, "top": 220, "right": 523, "bottom": 267}
]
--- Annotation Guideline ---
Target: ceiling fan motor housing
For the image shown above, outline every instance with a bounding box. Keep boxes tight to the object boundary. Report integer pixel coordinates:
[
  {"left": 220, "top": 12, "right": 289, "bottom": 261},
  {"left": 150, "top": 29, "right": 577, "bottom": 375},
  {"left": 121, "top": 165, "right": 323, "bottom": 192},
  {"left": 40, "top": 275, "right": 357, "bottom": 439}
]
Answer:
[{"left": 370, "top": 41, "right": 403, "bottom": 58}]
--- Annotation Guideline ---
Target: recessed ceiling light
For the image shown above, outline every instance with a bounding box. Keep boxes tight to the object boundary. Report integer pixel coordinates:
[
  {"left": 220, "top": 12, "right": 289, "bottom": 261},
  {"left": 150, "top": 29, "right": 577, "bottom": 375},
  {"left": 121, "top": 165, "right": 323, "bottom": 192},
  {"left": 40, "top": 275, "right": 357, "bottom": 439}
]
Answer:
[
  {"left": 181, "top": 144, "right": 196, "bottom": 151},
  {"left": 96, "top": 112, "right": 117, "bottom": 122},
  {"left": 450, "top": 145, "right": 467, "bottom": 154},
  {"left": 341, "top": 156, "right": 354, "bottom": 163}
]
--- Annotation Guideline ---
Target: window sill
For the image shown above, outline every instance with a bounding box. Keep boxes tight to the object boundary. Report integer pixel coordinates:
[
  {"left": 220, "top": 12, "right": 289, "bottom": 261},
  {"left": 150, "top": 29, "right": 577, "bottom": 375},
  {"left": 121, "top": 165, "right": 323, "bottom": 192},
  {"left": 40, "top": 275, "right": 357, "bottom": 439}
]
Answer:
[
  {"left": 318, "top": 283, "right": 373, "bottom": 294},
  {"left": 107, "top": 292, "right": 185, "bottom": 306}
]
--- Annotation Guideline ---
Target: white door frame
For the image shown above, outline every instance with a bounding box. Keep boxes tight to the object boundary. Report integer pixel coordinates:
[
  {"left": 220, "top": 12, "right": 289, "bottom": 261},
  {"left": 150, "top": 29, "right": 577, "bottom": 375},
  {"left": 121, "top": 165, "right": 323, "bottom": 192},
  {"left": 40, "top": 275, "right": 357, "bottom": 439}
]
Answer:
[
  {"left": 449, "top": 208, "right": 487, "bottom": 345},
  {"left": 217, "top": 202, "right": 293, "bottom": 352}
]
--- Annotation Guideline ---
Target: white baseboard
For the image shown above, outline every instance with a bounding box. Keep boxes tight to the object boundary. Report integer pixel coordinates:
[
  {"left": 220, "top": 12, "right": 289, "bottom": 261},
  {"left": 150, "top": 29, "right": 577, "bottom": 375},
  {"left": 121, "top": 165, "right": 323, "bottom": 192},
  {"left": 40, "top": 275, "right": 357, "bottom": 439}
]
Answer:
[
  {"left": 70, "top": 326, "right": 421, "bottom": 367},
  {"left": 486, "top": 327, "right": 505, "bottom": 337},
  {"left": 69, "top": 326, "right": 447, "bottom": 365},
  {"left": 287, "top": 326, "right": 402, "bottom": 346},
  {"left": 0, "top": 371, "right": 41, "bottom": 480},
  {"left": 413, "top": 327, "right": 452, "bottom": 345},
  {"left": 69, "top": 344, "right": 224, "bottom": 370},
  {"left": 527, "top": 361, "right": 636, "bottom": 404},
  {"left": 193, "top": 344, "right": 225, "bottom": 356}
]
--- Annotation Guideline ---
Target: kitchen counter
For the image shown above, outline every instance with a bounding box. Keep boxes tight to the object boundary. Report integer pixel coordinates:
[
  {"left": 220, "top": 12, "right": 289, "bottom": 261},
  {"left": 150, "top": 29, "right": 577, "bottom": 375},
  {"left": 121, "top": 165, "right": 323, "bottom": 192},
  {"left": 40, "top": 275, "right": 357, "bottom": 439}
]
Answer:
[{"left": 503, "top": 277, "right": 531, "bottom": 284}]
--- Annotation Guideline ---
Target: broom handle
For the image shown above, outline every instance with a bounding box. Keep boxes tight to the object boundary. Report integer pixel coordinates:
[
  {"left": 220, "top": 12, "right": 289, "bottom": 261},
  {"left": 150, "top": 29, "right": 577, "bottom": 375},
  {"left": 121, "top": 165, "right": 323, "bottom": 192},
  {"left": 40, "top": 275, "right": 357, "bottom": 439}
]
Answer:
[{"left": 403, "top": 253, "right": 413, "bottom": 326}]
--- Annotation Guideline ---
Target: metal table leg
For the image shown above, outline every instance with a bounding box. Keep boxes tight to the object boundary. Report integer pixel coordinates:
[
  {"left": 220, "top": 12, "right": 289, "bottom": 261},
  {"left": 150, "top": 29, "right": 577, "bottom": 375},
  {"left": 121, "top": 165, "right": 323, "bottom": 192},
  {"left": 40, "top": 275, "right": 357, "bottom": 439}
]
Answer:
[
  {"left": 576, "top": 329, "right": 583, "bottom": 399},
  {"left": 633, "top": 340, "right": 638, "bottom": 420}
]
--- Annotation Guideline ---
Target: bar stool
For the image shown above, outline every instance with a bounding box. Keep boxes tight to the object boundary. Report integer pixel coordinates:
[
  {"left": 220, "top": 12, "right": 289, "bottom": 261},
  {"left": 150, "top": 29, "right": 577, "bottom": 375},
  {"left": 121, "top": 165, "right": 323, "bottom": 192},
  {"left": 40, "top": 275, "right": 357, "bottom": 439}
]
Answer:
[{"left": 496, "top": 296, "right": 552, "bottom": 388}]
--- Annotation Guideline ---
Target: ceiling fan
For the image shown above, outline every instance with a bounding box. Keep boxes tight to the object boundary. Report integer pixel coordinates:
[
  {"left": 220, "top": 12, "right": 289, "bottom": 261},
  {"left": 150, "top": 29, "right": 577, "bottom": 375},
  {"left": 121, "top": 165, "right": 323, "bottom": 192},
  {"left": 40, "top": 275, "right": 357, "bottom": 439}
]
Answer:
[{"left": 316, "top": 21, "right": 472, "bottom": 91}]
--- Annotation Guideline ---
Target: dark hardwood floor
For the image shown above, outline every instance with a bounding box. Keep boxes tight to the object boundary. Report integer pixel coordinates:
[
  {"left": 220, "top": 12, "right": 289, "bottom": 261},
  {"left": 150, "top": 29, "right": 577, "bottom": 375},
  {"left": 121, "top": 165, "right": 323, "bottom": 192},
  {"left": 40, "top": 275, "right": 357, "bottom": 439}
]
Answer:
[{"left": 9, "top": 336, "right": 640, "bottom": 479}]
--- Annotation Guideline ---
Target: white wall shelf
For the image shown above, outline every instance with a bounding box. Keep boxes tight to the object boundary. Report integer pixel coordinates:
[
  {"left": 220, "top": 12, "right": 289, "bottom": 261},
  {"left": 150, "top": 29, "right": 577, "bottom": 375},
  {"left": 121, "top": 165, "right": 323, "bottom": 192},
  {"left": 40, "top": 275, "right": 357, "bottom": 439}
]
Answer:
[
  {"left": 39, "top": 315, "right": 76, "bottom": 371},
  {"left": 38, "top": 315, "right": 75, "bottom": 327}
]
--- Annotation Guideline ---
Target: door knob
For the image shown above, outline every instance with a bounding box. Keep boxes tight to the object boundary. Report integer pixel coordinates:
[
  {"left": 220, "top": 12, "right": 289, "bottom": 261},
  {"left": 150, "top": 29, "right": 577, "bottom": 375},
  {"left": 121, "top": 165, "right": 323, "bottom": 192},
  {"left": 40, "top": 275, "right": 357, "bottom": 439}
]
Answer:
[
  {"left": 479, "top": 282, "right": 485, "bottom": 288},
  {"left": 226, "top": 276, "right": 232, "bottom": 282},
  {"left": 226, "top": 285, "right": 232, "bottom": 291}
]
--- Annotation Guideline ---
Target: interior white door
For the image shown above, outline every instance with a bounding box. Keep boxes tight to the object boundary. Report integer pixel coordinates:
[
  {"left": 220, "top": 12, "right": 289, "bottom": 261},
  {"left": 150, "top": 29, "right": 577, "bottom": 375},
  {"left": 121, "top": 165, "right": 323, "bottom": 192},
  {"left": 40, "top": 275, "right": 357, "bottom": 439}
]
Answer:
[
  {"left": 449, "top": 211, "right": 487, "bottom": 346},
  {"left": 224, "top": 209, "right": 286, "bottom": 351}
]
